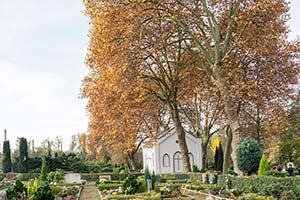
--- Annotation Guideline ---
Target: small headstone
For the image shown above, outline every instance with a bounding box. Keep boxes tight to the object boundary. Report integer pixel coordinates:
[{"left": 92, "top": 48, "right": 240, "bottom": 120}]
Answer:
[
  {"left": 202, "top": 173, "right": 207, "bottom": 183},
  {"left": 208, "top": 174, "right": 217, "bottom": 184},
  {"left": 156, "top": 175, "right": 161, "bottom": 182},
  {"left": 146, "top": 179, "right": 153, "bottom": 191},
  {"left": 64, "top": 173, "right": 81, "bottom": 184},
  {"left": 175, "top": 174, "right": 188, "bottom": 179},
  {"left": 99, "top": 175, "right": 111, "bottom": 181}
]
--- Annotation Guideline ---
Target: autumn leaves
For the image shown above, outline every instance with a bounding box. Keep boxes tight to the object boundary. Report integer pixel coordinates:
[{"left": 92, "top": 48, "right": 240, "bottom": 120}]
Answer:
[{"left": 82, "top": 0, "right": 300, "bottom": 173}]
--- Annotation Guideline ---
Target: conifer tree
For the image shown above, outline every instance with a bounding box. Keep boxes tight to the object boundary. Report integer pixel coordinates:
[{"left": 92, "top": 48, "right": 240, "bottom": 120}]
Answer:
[{"left": 2, "top": 140, "right": 12, "bottom": 173}]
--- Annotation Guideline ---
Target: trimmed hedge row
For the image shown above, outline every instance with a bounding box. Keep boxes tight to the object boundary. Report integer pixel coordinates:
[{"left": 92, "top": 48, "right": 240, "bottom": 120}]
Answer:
[
  {"left": 218, "top": 175, "right": 300, "bottom": 199},
  {"left": 19, "top": 172, "right": 142, "bottom": 182},
  {"left": 81, "top": 173, "right": 143, "bottom": 181},
  {"left": 19, "top": 173, "right": 40, "bottom": 181},
  {"left": 98, "top": 183, "right": 122, "bottom": 191},
  {"left": 106, "top": 191, "right": 160, "bottom": 200}
]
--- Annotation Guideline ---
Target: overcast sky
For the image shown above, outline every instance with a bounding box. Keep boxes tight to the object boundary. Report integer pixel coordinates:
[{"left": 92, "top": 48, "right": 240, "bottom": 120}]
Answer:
[{"left": 0, "top": 1, "right": 299, "bottom": 151}]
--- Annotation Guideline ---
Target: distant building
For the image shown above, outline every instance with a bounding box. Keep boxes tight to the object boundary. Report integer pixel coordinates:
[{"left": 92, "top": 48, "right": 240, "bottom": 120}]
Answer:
[{"left": 142, "top": 129, "right": 202, "bottom": 174}]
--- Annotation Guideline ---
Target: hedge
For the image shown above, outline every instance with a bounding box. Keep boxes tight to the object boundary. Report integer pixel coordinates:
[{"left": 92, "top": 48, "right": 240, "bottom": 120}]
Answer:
[
  {"left": 19, "top": 173, "right": 40, "bottom": 181},
  {"left": 106, "top": 191, "right": 160, "bottom": 200},
  {"left": 218, "top": 175, "right": 300, "bottom": 199},
  {"left": 98, "top": 183, "right": 122, "bottom": 191},
  {"left": 81, "top": 172, "right": 143, "bottom": 181},
  {"left": 20, "top": 173, "right": 142, "bottom": 182}
]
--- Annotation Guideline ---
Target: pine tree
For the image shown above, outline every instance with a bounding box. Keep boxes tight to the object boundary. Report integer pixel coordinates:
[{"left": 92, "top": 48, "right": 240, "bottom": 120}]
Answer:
[
  {"left": 214, "top": 143, "right": 224, "bottom": 172},
  {"left": 259, "top": 154, "right": 269, "bottom": 176},
  {"left": 2, "top": 140, "right": 12, "bottom": 173},
  {"left": 18, "top": 137, "right": 28, "bottom": 173},
  {"left": 40, "top": 157, "right": 47, "bottom": 182}
]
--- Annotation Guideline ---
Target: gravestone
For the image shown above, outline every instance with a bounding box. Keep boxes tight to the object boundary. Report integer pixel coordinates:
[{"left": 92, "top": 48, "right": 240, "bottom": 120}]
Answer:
[
  {"left": 99, "top": 175, "right": 111, "bottom": 181},
  {"left": 64, "top": 173, "right": 81, "bottom": 184}
]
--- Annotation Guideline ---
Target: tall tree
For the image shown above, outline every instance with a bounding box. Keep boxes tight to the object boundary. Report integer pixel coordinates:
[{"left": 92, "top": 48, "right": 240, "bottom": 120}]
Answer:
[
  {"left": 83, "top": 0, "right": 300, "bottom": 174},
  {"left": 2, "top": 140, "right": 12, "bottom": 173},
  {"left": 83, "top": 0, "right": 203, "bottom": 172},
  {"left": 150, "top": 0, "right": 300, "bottom": 174},
  {"left": 18, "top": 137, "right": 28, "bottom": 173},
  {"left": 278, "top": 96, "right": 300, "bottom": 166}
]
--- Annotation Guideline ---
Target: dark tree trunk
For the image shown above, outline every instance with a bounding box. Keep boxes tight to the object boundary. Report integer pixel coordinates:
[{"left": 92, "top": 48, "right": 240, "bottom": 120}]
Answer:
[
  {"left": 223, "top": 125, "right": 232, "bottom": 174},
  {"left": 201, "top": 137, "right": 209, "bottom": 170},
  {"left": 169, "top": 104, "right": 191, "bottom": 172}
]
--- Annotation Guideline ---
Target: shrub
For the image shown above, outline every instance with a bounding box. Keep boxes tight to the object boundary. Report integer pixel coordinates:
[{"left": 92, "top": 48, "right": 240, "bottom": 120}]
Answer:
[
  {"left": 144, "top": 166, "right": 150, "bottom": 181},
  {"left": 106, "top": 191, "right": 161, "bottom": 200},
  {"left": 32, "top": 183, "right": 54, "bottom": 200},
  {"left": 218, "top": 175, "right": 300, "bottom": 199},
  {"left": 28, "top": 178, "right": 39, "bottom": 197},
  {"left": 40, "top": 157, "right": 47, "bottom": 182},
  {"left": 122, "top": 174, "right": 142, "bottom": 195},
  {"left": 264, "top": 170, "right": 288, "bottom": 177},
  {"left": 7, "top": 179, "right": 27, "bottom": 199},
  {"left": 240, "top": 193, "right": 276, "bottom": 200},
  {"left": 192, "top": 165, "right": 200, "bottom": 172},
  {"left": 54, "top": 169, "right": 63, "bottom": 182},
  {"left": 98, "top": 183, "right": 122, "bottom": 191},
  {"left": 237, "top": 137, "right": 262, "bottom": 175},
  {"left": 259, "top": 154, "right": 269, "bottom": 176}
]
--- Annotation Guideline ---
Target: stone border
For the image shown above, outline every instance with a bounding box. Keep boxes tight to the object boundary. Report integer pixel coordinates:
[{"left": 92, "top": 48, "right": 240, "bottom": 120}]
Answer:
[{"left": 76, "top": 185, "right": 84, "bottom": 200}]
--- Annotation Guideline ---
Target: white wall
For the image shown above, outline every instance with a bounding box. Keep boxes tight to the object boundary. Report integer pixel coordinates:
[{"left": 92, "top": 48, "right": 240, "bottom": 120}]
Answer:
[
  {"left": 157, "top": 132, "right": 202, "bottom": 173},
  {"left": 142, "top": 147, "right": 156, "bottom": 173}
]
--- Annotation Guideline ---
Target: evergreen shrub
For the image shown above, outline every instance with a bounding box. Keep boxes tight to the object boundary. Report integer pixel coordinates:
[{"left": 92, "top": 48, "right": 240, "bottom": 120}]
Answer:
[{"left": 237, "top": 137, "right": 262, "bottom": 175}]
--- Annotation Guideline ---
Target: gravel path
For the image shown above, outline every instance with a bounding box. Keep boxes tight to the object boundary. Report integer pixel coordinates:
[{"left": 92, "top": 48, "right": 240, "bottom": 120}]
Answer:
[{"left": 79, "top": 183, "right": 101, "bottom": 200}]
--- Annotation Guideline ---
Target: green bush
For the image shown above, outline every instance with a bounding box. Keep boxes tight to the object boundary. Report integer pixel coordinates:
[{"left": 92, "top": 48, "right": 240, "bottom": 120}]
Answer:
[
  {"left": 7, "top": 179, "right": 27, "bottom": 199},
  {"left": 184, "top": 184, "right": 208, "bottom": 191},
  {"left": 106, "top": 191, "right": 161, "bottom": 200},
  {"left": 240, "top": 193, "right": 276, "bottom": 200},
  {"left": 264, "top": 170, "right": 288, "bottom": 177},
  {"left": 237, "top": 137, "right": 262, "bottom": 175},
  {"left": 40, "top": 157, "right": 47, "bottom": 182},
  {"left": 259, "top": 154, "right": 269, "bottom": 176},
  {"left": 192, "top": 165, "right": 200, "bottom": 172},
  {"left": 19, "top": 173, "right": 40, "bottom": 181},
  {"left": 98, "top": 183, "right": 122, "bottom": 191},
  {"left": 218, "top": 175, "right": 300, "bottom": 199},
  {"left": 144, "top": 166, "right": 150, "bottom": 181},
  {"left": 32, "top": 183, "right": 54, "bottom": 200},
  {"left": 81, "top": 173, "right": 141, "bottom": 181},
  {"left": 123, "top": 174, "right": 142, "bottom": 195}
]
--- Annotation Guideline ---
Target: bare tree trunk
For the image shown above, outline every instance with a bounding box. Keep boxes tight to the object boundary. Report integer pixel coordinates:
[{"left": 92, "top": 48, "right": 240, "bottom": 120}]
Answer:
[
  {"left": 223, "top": 125, "right": 232, "bottom": 174},
  {"left": 169, "top": 104, "right": 191, "bottom": 172},
  {"left": 214, "top": 69, "right": 242, "bottom": 175},
  {"left": 128, "top": 155, "right": 137, "bottom": 171},
  {"left": 201, "top": 137, "right": 209, "bottom": 171}
]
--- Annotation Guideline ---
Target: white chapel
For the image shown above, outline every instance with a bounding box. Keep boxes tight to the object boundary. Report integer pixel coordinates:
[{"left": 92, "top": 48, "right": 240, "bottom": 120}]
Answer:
[{"left": 143, "top": 129, "right": 202, "bottom": 174}]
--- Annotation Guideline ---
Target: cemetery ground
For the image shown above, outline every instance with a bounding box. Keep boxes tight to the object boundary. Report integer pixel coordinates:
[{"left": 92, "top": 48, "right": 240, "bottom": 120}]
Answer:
[
  {"left": 2, "top": 135, "right": 298, "bottom": 200},
  {"left": 2, "top": 135, "right": 300, "bottom": 199},
  {"left": 2, "top": 162, "right": 300, "bottom": 200}
]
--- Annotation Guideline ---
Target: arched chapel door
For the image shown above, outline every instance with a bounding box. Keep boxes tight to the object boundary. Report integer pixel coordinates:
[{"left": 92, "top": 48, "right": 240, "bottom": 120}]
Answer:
[{"left": 173, "top": 151, "right": 182, "bottom": 173}]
